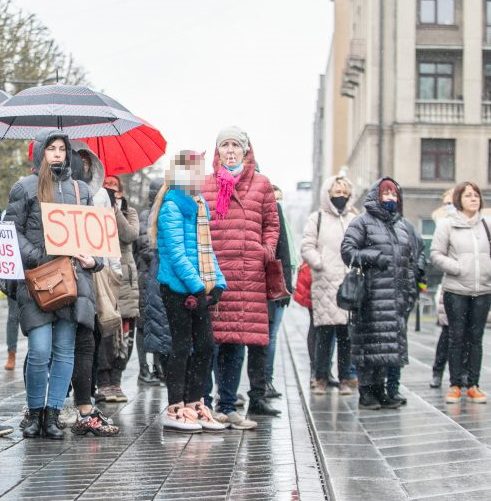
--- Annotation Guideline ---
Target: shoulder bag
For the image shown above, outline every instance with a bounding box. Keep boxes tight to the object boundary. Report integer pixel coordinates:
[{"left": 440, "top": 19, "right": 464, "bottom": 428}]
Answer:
[{"left": 336, "top": 256, "right": 366, "bottom": 311}]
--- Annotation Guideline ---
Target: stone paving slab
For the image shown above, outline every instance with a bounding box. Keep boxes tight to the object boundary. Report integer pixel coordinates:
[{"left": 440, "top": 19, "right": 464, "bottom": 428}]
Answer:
[
  {"left": 0, "top": 301, "right": 326, "bottom": 500},
  {"left": 284, "top": 303, "right": 491, "bottom": 501}
]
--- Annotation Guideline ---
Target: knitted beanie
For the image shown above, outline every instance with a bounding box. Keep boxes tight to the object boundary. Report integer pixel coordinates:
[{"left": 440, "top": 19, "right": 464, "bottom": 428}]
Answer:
[{"left": 216, "top": 126, "right": 250, "bottom": 153}]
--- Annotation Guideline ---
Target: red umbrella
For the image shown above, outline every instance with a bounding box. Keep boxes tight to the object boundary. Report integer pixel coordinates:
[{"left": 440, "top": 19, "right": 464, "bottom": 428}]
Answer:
[{"left": 77, "top": 121, "right": 167, "bottom": 176}]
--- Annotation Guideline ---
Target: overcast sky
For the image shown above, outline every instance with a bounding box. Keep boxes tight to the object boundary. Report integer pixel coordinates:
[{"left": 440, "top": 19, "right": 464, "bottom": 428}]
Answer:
[{"left": 14, "top": 0, "right": 332, "bottom": 191}]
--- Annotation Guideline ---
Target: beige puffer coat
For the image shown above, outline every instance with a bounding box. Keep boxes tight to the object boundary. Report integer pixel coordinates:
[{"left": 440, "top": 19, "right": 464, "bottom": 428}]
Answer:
[
  {"left": 431, "top": 211, "right": 491, "bottom": 297},
  {"left": 116, "top": 203, "right": 140, "bottom": 318},
  {"left": 301, "top": 176, "right": 356, "bottom": 327}
]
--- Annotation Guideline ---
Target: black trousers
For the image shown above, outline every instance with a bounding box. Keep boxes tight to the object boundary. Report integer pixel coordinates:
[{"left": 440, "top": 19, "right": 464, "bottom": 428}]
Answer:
[
  {"left": 161, "top": 286, "right": 213, "bottom": 405},
  {"left": 444, "top": 291, "right": 491, "bottom": 387},
  {"left": 307, "top": 309, "right": 316, "bottom": 377},
  {"left": 432, "top": 325, "right": 471, "bottom": 377},
  {"left": 314, "top": 324, "right": 351, "bottom": 381},
  {"left": 97, "top": 334, "right": 123, "bottom": 388},
  {"left": 357, "top": 365, "right": 386, "bottom": 387},
  {"left": 72, "top": 325, "right": 96, "bottom": 406}
]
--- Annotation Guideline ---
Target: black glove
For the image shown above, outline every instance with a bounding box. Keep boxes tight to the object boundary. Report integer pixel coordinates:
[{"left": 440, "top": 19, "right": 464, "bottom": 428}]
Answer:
[
  {"left": 120, "top": 197, "right": 128, "bottom": 214},
  {"left": 207, "top": 287, "right": 223, "bottom": 306},
  {"left": 106, "top": 188, "right": 117, "bottom": 207},
  {"left": 376, "top": 254, "right": 390, "bottom": 271}
]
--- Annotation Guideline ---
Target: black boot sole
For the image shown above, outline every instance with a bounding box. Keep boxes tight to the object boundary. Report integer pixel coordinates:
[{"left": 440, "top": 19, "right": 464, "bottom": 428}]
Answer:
[{"left": 358, "top": 403, "right": 381, "bottom": 410}]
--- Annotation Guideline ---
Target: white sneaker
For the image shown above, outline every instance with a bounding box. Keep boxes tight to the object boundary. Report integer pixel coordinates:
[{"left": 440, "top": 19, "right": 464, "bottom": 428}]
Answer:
[
  {"left": 162, "top": 404, "right": 202, "bottom": 433},
  {"left": 226, "top": 411, "right": 257, "bottom": 430},
  {"left": 186, "top": 400, "right": 226, "bottom": 432},
  {"left": 211, "top": 410, "right": 231, "bottom": 429},
  {"left": 59, "top": 403, "right": 79, "bottom": 426}
]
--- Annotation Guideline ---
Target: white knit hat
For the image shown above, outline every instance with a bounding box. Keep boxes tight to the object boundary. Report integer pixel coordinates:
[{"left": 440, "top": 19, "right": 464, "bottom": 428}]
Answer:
[{"left": 216, "top": 126, "right": 250, "bottom": 153}]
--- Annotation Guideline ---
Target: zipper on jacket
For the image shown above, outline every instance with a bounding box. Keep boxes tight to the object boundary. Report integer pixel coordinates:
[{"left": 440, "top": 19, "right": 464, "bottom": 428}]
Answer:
[{"left": 58, "top": 180, "right": 64, "bottom": 203}]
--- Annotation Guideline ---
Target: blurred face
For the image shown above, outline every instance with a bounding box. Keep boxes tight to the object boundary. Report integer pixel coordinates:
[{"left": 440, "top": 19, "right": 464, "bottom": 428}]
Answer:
[
  {"left": 218, "top": 139, "right": 245, "bottom": 167},
  {"left": 80, "top": 151, "right": 92, "bottom": 175},
  {"left": 167, "top": 153, "right": 206, "bottom": 195},
  {"left": 461, "top": 185, "right": 480, "bottom": 214},
  {"left": 330, "top": 182, "right": 349, "bottom": 198},
  {"left": 103, "top": 176, "right": 123, "bottom": 198},
  {"left": 381, "top": 190, "right": 398, "bottom": 202},
  {"left": 44, "top": 139, "right": 66, "bottom": 165}
]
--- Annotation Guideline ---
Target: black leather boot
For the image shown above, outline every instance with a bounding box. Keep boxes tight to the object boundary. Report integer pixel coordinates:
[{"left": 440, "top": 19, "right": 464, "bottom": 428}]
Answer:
[
  {"left": 22, "top": 408, "right": 44, "bottom": 438},
  {"left": 248, "top": 398, "right": 281, "bottom": 416},
  {"left": 373, "top": 384, "right": 401, "bottom": 409},
  {"left": 265, "top": 382, "right": 282, "bottom": 399},
  {"left": 358, "top": 386, "right": 381, "bottom": 410},
  {"left": 43, "top": 407, "right": 64, "bottom": 440}
]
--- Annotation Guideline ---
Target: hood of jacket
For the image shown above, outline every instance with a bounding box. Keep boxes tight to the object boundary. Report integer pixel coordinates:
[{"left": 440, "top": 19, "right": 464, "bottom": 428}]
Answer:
[
  {"left": 320, "top": 175, "right": 355, "bottom": 216},
  {"left": 32, "top": 128, "right": 72, "bottom": 174},
  {"left": 211, "top": 141, "right": 258, "bottom": 186},
  {"left": 148, "top": 177, "right": 165, "bottom": 206},
  {"left": 448, "top": 210, "right": 483, "bottom": 228},
  {"left": 70, "top": 141, "right": 105, "bottom": 194},
  {"left": 364, "top": 176, "right": 403, "bottom": 222}
]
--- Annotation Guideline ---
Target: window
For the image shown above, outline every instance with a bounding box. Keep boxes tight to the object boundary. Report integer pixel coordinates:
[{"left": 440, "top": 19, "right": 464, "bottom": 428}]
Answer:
[
  {"left": 484, "top": 63, "right": 491, "bottom": 100},
  {"left": 488, "top": 140, "right": 491, "bottom": 183},
  {"left": 421, "top": 139, "right": 455, "bottom": 181},
  {"left": 419, "top": 0, "right": 455, "bottom": 25},
  {"left": 418, "top": 62, "right": 454, "bottom": 99},
  {"left": 421, "top": 218, "right": 436, "bottom": 258}
]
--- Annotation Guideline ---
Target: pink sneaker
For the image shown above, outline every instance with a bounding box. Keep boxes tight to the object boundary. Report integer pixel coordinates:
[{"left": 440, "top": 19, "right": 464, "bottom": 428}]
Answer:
[
  {"left": 186, "top": 400, "right": 226, "bottom": 432},
  {"left": 163, "top": 403, "right": 202, "bottom": 433}
]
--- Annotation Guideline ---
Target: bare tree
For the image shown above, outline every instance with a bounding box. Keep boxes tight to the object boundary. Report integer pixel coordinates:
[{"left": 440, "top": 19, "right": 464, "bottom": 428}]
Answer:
[{"left": 0, "top": 0, "right": 88, "bottom": 208}]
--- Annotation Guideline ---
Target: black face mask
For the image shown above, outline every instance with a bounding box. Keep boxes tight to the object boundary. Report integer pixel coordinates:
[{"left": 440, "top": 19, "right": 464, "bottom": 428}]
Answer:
[
  {"left": 331, "top": 196, "right": 348, "bottom": 212},
  {"left": 50, "top": 162, "right": 67, "bottom": 177}
]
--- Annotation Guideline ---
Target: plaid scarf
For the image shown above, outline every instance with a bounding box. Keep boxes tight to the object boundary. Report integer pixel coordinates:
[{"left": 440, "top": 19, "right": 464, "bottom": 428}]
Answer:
[{"left": 194, "top": 196, "right": 216, "bottom": 293}]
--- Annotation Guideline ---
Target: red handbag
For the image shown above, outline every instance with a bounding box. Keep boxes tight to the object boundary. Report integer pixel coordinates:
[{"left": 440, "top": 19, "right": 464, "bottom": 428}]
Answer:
[
  {"left": 293, "top": 262, "right": 312, "bottom": 309},
  {"left": 266, "top": 259, "right": 291, "bottom": 301}
]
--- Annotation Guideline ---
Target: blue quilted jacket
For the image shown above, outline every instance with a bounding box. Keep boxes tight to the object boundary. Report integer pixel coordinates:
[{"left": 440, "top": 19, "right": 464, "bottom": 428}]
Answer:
[{"left": 156, "top": 189, "right": 226, "bottom": 294}]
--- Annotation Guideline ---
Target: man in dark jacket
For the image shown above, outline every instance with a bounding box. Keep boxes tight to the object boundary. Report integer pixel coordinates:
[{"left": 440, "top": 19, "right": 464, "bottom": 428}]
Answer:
[{"left": 341, "top": 177, "right": 417, "bottom": 410}]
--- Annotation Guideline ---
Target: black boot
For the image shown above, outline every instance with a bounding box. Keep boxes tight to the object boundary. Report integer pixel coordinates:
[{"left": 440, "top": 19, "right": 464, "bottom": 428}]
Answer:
[
  {"left": 373, "top": 385, "right": 401, "bottom": 409},
  {"left": 43, "top": 407, "right": 64, "bottom": 440},
  {"left": 265, "top": 382, "right": 282, "bottom": 399},
  {"left": 248, "top": 398, "right": 281, "bottom": 416},
  {"left": 429, "top": 372, "right": 443, "bottom": 388},
  {"left": 22, "top": 408, "right": 43, "bottom": 438},
  {"left": 358, "top": 386, "right": 381, "bottom": 410},
  {"left": 389, "top": 392, "right": 407, "bottom": 405},
  {"left": 138, "top": 363, "right": 161, "bottom": 386}
]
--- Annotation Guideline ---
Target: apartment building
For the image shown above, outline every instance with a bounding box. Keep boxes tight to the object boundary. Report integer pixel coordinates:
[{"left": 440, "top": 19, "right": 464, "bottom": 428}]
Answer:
[{"left": 320, "top": 0, "right": 491, "bottom": 249}]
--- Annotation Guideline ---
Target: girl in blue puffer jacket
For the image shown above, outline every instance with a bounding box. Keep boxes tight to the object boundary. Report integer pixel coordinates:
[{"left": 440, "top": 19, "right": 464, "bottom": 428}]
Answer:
[{"left": 150, "top": 150, "right": 226, "bottom": 433}]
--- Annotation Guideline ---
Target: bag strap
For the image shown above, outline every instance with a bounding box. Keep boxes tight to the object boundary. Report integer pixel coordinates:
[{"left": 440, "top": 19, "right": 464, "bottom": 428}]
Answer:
[
  {"left": 73, "top": 180, "right": 80, "bottom": 205},
  {"left": 483, "top": 219, "right": 491, "bottom": 258},
  {"left": 316, "top": 210, "right": 322, "bottom": 247}
]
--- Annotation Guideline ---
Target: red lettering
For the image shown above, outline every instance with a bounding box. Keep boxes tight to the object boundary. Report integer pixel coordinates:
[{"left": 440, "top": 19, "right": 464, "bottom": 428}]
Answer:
[
  {"left": 67, "top": 210, "right": 83, "bottom": 248},
  {"left": 104, "top": 214, "right": 117, "bottom": 252},
  {"left": 46, "top": 210, "right": 69, "bottom": 247},
  {"left": 84, "top": 212, "right": 104, "bottom": 250},
  {"left": 5, "top": 244, "right": 13, "bottom": 257}
]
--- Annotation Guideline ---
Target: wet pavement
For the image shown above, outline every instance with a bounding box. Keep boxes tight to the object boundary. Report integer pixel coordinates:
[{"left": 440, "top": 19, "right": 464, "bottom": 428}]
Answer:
[{"left": 0, "top": 298, "right": 490, "bottom": 500}]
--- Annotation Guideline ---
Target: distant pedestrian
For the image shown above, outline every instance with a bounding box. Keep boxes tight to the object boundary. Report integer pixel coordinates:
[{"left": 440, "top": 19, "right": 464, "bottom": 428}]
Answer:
[
  {"left": 152, "top": 150, "right": 227, "bottom": 433},
  {"left": 301, "top": 175, "right": 357, "bottom": 396},
  {"left": 431, "top": 181, "right": 491, "bottom": 404},
  {"left": 201, "top": 126, "right": 280, "bottom": 429},
  {"left": 5, "top": 129, "right": 102, "bottom": 439},
  {"left": 341, "top": 177, "right": 416, "bottom": 410}
]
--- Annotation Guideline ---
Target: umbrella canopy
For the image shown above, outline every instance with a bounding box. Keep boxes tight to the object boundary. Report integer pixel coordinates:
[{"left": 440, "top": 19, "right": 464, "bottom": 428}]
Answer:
[
  {"left": 0, "top": 90, "right": 11, "bottom": 104},
  {"left": 77, "top": 122, "right": 167, "bottom": 176},
  {"left": 0, "top": 84, "right": 143, "bottom": 139}
]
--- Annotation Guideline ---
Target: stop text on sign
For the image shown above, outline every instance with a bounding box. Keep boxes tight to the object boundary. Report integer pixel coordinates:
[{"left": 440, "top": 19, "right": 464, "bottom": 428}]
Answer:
[{"left": 41, "top": 203, "right": 121, "bottom": 258}]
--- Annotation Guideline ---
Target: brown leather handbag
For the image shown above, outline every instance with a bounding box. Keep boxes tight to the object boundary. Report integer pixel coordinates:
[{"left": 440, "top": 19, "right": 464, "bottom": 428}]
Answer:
[
  {"left": 266, "top": 259, "right": 291, "bottom": 301},
  {"left": 25, "top": 256, "right": 78, "bottom": 312},
  {"left": 24, "top": 181, "right": 80, "bottom": 312}
]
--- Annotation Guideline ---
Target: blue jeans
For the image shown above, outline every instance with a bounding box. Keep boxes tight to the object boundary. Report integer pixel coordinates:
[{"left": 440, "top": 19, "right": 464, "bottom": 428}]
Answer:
[
  {"left": 26, "top": 320, "right": 76, "bottom": 410},
  {"left": 386, "top": 366, "right": 401, "bottom": 396},
  {"left": 266, "top": 304, "right": 285, "bottom": 383},
  {"left": 6, "top": 297, "right": 19, "bottom": 353},
  {"left": 217, "top": 343, "right": 245, "bottom": 414}
]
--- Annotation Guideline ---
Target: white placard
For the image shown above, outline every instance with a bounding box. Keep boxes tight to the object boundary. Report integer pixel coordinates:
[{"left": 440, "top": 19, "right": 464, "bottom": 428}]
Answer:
[{"left": 0, "top": 222, "right": 24, "bottom": 279}]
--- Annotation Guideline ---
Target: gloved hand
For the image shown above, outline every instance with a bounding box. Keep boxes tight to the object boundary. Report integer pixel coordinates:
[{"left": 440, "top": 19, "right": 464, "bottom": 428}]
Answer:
[
  {"left": 106, "top": 188, "right": 117, "bottom": 207},
  {"left": 207, "top": 287, "right": 223, "bottom": 306},
  {"left": 376, "top": 254, "right": 390, "bottom": 271},
  {"left": 184, "top": 292, "right": 208, "bottom": 312}
]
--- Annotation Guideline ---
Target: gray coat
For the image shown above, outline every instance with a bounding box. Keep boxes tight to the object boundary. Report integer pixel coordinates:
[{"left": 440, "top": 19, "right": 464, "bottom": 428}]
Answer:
[{"left": 4, "top": 129, "right": 103, "bottom": 334}]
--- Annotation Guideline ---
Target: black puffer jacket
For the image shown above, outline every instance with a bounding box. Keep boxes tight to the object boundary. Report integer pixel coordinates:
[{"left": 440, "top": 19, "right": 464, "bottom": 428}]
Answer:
[
  {"left": 4, "top": 129, "right": 103, "bottom": 334},
  {"left": 134, "top": 177, "right": 164, "bottom": 329},
  {"left": 340, "top": 178, "right": 416, "bottom": 368},
  {"left": 143, "top": 250, "right": 171, "bottom": 356}
]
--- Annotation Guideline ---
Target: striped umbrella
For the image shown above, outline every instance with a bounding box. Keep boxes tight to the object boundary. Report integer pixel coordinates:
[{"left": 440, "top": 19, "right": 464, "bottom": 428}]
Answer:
[{"left": 0, "top": 84, "right": 144, "bottom": 139}]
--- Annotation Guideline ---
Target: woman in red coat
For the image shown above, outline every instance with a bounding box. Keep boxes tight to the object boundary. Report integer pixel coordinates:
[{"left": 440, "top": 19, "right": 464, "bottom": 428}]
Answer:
[{"left": 201, "top": 126, "right": 280, "bottom": 429}]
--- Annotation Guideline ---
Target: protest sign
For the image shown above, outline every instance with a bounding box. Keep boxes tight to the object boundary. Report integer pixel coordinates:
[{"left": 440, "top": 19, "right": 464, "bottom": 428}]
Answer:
[
  {"left": 0, "top": 222, "right": 24, "bottom": 279},
  {"left": 41, "top": 203, "right": 121, "bottom": 258}
]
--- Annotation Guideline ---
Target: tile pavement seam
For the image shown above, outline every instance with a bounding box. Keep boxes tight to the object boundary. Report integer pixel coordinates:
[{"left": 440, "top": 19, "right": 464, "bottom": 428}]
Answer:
[{"left": 283, "top": 321, "right": 336, "bottom": 501}]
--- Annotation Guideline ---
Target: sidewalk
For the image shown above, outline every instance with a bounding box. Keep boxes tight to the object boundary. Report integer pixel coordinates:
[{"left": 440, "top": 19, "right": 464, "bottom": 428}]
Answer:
[
  {"left": 0, "top": 301, "right": 326, "bottom": 501},
  {"left": 284, "top": 304, "right": 491, "bottom": 501}
]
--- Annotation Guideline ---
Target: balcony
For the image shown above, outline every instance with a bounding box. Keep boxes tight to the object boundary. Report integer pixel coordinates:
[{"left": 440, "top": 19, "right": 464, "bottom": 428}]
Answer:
[
  {"left": 415, "top": 100, "right": 464, "bottom": 123},
  {"left": 482, "top": 101, "right": 491, "bottom": 123}
]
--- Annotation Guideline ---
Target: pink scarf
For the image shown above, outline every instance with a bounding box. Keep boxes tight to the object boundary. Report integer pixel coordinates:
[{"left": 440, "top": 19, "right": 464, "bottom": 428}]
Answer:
[{"left": 216, "top": 166, "right": 241, "bottom": 219}]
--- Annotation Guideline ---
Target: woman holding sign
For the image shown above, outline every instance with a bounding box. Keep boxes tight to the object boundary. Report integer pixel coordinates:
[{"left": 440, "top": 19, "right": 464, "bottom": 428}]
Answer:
[{"left": 5, "top": 129, "right": 102, "bottom": 440}]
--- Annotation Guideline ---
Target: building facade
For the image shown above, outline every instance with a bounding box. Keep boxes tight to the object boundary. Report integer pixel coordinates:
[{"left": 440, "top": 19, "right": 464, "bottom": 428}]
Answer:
[{"left": 321, "top": 0, "right": 491, "bottom": 248}]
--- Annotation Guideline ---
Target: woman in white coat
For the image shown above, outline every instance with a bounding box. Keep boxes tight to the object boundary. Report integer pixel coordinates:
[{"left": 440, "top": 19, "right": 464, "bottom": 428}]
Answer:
[{"left": 301, "top": 176, "right": 357, "bottom": 395}]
